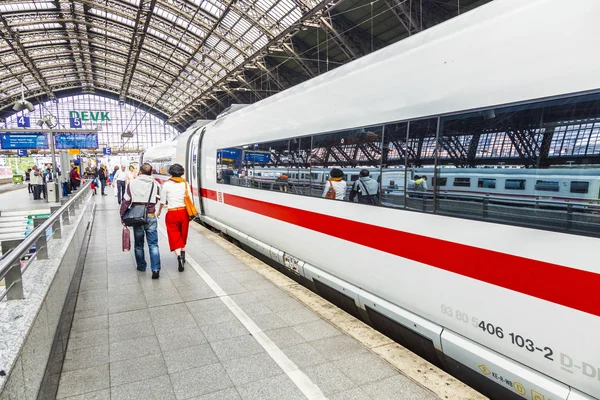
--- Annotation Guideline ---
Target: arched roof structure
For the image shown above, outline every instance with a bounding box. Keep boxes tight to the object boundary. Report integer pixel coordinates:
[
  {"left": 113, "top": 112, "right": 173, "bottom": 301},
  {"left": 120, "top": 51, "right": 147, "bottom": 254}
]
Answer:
[{"left": 0, "top": 0, "right": 489, "bottom": 131}]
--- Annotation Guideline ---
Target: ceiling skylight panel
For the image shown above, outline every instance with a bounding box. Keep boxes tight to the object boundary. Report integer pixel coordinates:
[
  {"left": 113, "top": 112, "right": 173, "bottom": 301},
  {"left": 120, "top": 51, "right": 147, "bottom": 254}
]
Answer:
[
  {"left": 200, "top": 1, "right": 224, "bottom": 18},
  {"left": 0, "top": 1, "right": 55, "bottom": 13},
  {"left": 281, "top": 9, "right": 302, "bottom": 27},
  {"left": 90, "top": 27, "right": 130, "bottom": 42},
  {"left": 14, "top": 22, "right": 62, "bottom": 32},
  {"left": 88, "top": 8, "right": 135, "bottom": 27}
]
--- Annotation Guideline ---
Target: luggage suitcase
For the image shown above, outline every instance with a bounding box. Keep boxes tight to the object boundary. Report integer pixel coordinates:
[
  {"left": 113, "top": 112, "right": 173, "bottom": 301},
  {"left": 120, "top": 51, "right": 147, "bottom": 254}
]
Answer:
[{"left": 122, "top": 227, "right": 131, "bottom": 252}]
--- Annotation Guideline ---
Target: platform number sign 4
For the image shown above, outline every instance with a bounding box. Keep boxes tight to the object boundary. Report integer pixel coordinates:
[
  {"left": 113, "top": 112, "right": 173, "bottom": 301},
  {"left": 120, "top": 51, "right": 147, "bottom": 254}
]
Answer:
[
  {"left": 69, "top": 117, "right": 82, "bottom": 128},
  {"left": 17, "top": 116, "right": 30, "bottom": 128}
]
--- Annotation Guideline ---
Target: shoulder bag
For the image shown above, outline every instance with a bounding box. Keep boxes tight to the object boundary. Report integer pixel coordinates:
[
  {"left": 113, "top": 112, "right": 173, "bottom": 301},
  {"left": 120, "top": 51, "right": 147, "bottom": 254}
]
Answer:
[
  {"left": 123, "top": 183, "right": 155, "bottom": 227},
  {"left": 325, "top": 180, "right": 336, "bottom": 199},
  {"left": 184, "top": 182, "right": 198, "bottom": 219}
]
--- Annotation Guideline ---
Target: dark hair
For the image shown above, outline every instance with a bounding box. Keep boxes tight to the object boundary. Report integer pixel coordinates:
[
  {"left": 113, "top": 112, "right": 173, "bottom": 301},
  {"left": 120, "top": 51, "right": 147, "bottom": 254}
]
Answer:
[
  {"left": 140, "top": 163, "right": 153, "bottom": 176},
  {"left": 168, "top": 163, "right": 185, "bottom": 177},
  {"left": 414, "top": 175, "right": 420, "bottom": 180},
  {"left": 359, "top": 169, "right": 370, "bottom": 177},
  {"left": 330, "top": 168, "right": 344, "bottom": 178},
  {"left": 422, "top": 176, "right": 427, "bottom": 180}
]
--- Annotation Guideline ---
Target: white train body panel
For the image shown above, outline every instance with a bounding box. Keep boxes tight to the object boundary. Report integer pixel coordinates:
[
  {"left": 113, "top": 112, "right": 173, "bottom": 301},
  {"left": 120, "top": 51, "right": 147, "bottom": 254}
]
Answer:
[{"left": 146, "top": 0, "right": 600, "bottom": 398}]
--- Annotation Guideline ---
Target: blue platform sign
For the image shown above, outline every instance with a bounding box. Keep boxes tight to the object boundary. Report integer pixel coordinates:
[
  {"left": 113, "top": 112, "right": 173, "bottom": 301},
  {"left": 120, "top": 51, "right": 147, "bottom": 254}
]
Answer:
[
  {"left": 17, "top": 116, "right": 30, "bottom": 128},
  {"left": 103, "top": 147, "right": 111, "bottom": 155},
  {"left": 218, "top": 148, "right": 242, "bottom": 165},
  {"left": 69, "top": 117, "right": 82, "bottom": 129},
  {"left": 244, "top": 151, "right": 271, "bottom": 164},
  {"left": 55, "top": 133, "right": 98, "bottom": 149},
  {"left": 0, "top": 133, "right": 48, "bottom": 149},
  {"left": 17, "top": 149, "right": 28, "bottom": 156}
]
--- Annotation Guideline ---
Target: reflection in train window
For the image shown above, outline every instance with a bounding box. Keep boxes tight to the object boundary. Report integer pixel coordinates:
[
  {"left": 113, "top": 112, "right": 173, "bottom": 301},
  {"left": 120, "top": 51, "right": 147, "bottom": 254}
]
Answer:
[
  {"left": 535, "top": 180, "right": 559, "bottom": 192},
  {"left": 433, "top": 177, "right": 447, "bottom": 186},
  {"left": 570, "top": 181, "right": 589, "bottom": 194},
  {"left": 453, "top": 177, "right": 471, "bottom": 187},
  {"left": 478, "top": 178, "right": 496, "bottom": 189},
  {"left": 505, "top": 179, "right": 526, "bottom": 190}
]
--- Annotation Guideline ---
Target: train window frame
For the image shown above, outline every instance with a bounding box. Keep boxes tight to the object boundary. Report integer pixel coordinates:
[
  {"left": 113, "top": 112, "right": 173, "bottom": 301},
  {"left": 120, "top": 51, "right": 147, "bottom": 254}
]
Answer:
[
  {"left": 478, "top": 178, "right": 496, "bottom": 189},
  {"left": 433, "top": 177, "right": 447, "bottom": 187},
  {"left": 535, "top": 180, "right": 560, "bottom": 192},
  {"left": 505, "top": 179, "right": 526, "bottom": 190},
  {"left": 453, "top": 177, "right": 471, "bottom": 187},
  {"left": 570, "top": 181, "right": 589, "bottom": 194},
  {"left": 213, "top": 90, "right": 600, "bottom": 238}
]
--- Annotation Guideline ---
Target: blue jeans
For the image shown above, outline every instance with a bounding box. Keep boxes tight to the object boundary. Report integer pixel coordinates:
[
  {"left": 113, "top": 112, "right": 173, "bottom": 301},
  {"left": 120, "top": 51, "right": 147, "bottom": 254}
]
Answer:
[{"left": 133, "top": 216, "right": 161, "bottom": 272}]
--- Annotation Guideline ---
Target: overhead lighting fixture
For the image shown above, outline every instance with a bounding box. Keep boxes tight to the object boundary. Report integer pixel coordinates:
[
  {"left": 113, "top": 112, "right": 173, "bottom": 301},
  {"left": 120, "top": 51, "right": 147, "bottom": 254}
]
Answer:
[
  {"left": 121, "top": 131, "right": 134, "bottom": 138},
  {"left": 37, "top": 114, "right": 57, "bottom": 129},
  {"left": 13, "top": 83, "right": 35, "bottom": 112}
]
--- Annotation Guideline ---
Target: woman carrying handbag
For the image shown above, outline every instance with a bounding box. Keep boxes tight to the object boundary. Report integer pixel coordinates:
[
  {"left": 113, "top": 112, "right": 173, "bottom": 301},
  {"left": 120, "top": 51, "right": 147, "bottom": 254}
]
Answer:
[{"left": 156, "top": 164, "right": 197, "bottom": 272}]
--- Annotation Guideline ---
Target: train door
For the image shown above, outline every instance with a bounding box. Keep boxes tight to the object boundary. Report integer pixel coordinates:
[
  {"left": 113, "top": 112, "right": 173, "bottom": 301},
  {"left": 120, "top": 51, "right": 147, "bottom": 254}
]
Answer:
[
  {"left": 196, "top": 127, "right": 207, "bottom": 215},
  {"left": 188, "top": 134, "right": 199, "bottom": 206}
]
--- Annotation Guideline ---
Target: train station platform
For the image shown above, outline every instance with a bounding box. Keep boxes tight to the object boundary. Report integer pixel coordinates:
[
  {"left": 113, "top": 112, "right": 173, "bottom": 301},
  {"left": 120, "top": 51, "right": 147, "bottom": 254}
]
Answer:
[
  {"left": 0, "top": 185, "right": 61, "bottom": 212},
  {"left": 1, "top": 185, "right": 483, "bottom": 400}
]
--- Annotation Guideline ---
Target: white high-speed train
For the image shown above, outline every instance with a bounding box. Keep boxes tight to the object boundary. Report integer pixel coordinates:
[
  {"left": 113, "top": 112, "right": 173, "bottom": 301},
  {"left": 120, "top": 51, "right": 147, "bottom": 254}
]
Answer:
[{"left": 143, "top": 1, "right": 600, "bottom": 399}]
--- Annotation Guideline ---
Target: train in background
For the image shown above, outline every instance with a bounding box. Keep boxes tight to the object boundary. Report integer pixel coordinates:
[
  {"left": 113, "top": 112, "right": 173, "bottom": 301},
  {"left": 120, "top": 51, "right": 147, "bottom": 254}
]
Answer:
[
  {"left": 143, "top": 1, "right": 600, "bottom": 399},
  {"left": 220, "top": 166, "right": 600, "bottom": 205}
]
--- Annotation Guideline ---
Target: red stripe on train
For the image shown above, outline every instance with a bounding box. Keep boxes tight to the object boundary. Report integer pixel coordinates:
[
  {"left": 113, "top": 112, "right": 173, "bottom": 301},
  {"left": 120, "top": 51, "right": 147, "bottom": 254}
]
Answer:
[{"left": 200, "top": 187, "right": 600, "bottom": 317}]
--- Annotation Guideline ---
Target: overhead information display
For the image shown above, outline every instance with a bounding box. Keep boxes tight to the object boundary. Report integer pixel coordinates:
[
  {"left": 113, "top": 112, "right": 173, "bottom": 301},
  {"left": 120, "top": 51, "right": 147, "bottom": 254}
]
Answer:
[
  {"left": 244, "top": 151, "right": 271, "bottom": 164},
  {"left": 54, "top": 133, "right": 99, "bottom": 149},
  {"left": 217, "top": 148, "right": 242, "bottom": 164},
  {"left": 0, "top": 133, "right": 48, "bottom": 149}
]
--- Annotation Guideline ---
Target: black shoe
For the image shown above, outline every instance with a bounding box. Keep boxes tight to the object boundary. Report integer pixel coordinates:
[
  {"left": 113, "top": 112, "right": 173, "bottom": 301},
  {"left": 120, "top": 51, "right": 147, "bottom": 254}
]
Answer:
[
  {"left": 152, "top": 271, "right": 160, "bottom": 279},
  {"left": 177, "top": 256, "right": 184, "bottom": 272},
  {"left": 137, "top": 267, "right": 146, "bottom": 272},
  {"left": 181, "top": 251, "right": 186, "bottom": 265}
]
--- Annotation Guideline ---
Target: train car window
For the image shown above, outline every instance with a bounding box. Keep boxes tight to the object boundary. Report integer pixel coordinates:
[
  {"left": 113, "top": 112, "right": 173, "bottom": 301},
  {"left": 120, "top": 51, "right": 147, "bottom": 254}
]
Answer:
[
  {"left": 433, "top": 177, "right": 447, "bottom": 186},
  {"left": 382, "top": 120, "right": 408, "bottom": 202},
  {"left": 505, "top": 179, "right": 526, "bottom": 190},
  {"left": 288, "top": 136, "right": 312, "bottom": 196},
  {"left": 478, "top": 178, "right": 496, "bottom": 189},
  {"left": 310, "top": 126, "right": 383, "bottom": 202},
  {"left": 570, "top": 181, "right": 589, "bottom": 194},
  {"left": 535, "top": 180, "right": 559, "bottom": 192},
  {"left": 407, "top": 118, "right": 437, "bottom": 213},
  {"left": 248, "top": 140, "right": 290, "bottom": 192},
  {"left": 453, "top": 178, "right": 471, "bottom": 187}
]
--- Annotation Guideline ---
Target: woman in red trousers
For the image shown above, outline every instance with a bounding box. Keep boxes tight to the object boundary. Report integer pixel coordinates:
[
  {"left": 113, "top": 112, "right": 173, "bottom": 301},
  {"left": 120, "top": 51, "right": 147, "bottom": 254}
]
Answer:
[{"left": 156, "top": 164, "right": 192, "bottom": 271}]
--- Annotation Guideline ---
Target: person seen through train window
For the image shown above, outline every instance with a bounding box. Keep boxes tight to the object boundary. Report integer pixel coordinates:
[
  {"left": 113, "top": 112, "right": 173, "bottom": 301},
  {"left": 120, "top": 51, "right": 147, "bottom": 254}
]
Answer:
[
  {"left": 349, "top": 169, "right": 379, "bottom": 205},
  {"left": 223, "top": 166, "right": 234, "bottom": 184},
  {"left": 276, "top": 174, "right": 289, "bottom": 192},
  {"left": 322, "top": 168, "right": 347, "bottom": 200},
  {"left": 415, "top": 176, "right": 428, "bottom": 191}
]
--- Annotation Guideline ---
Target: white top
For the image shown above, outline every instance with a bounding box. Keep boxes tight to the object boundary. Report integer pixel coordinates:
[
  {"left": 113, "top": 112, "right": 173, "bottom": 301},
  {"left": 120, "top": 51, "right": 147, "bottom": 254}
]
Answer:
[
  {"left": 322, "top": 179, "right": 347, "bottom": 200},
  {"left": 160, "top": 180, "right": 193, "bottom": 209},
  {"left": 114, "top": 169, "right": 127, "bottom": 182}
]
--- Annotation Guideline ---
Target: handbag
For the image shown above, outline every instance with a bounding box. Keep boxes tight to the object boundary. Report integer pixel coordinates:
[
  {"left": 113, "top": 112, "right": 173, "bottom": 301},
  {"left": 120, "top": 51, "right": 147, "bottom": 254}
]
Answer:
[
  {"left": 325, "top": 180, "right": 336, "bottom": 199},
  {"left": 122, "top": 227, "right": 131, "bottom": 252},
  {"left": 123, "top": 183, "right": 155, "bottom": 227},
  {"left": 184, "top": 182, "right": 198, "bottom": 219}
]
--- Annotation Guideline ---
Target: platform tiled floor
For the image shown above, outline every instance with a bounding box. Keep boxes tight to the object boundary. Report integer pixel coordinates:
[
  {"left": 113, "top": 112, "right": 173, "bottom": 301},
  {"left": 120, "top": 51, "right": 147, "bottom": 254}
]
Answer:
[{"left": 56, "top": 188, "right": 438, "bottom": 400}]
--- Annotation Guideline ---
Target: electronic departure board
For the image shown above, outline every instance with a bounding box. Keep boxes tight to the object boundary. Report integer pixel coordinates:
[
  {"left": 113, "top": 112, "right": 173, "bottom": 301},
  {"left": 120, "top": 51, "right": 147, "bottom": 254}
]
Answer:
[
  {"left": 54, "top": 133, "right": 98, "bottom": 149},
  {"left": 0, "top": 133, "right": 48, "bottom": 149}
]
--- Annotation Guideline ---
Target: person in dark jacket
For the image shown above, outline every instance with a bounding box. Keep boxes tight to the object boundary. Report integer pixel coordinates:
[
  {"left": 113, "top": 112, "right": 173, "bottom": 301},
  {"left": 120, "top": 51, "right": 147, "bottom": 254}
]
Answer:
[
  {"left": 98, "top": 164, "right": 108, "bottom": 196},
  {"left": 25, "top": 168, "right": 32, "bottom": 193}
]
